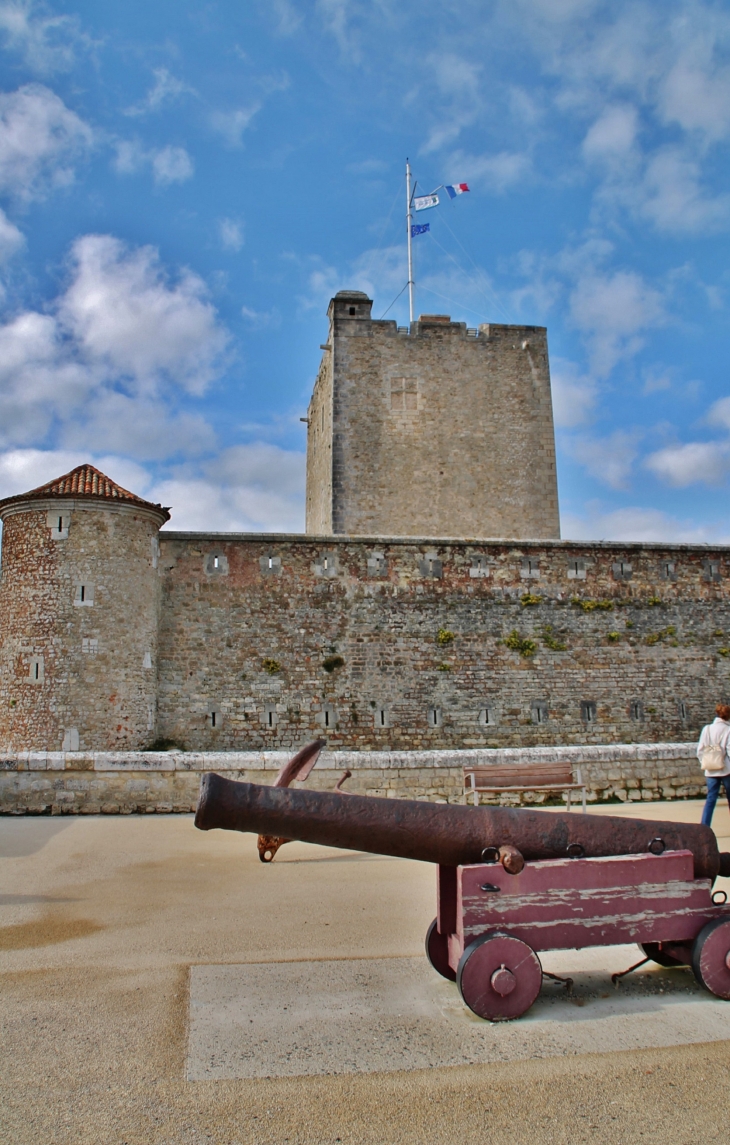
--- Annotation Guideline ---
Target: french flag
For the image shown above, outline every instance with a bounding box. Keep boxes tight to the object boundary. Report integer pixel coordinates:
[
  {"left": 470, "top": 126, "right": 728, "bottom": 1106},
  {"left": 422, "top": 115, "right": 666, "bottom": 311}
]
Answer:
[{"left": 445, "top": 183, "right": 469, "bottom": 198}]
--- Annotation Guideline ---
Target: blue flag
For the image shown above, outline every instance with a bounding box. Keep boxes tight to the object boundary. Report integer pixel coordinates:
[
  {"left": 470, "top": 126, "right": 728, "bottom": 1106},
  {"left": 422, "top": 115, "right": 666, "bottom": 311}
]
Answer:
[{"left": 411, "top": 223, "right": 430, "bottom": 237}]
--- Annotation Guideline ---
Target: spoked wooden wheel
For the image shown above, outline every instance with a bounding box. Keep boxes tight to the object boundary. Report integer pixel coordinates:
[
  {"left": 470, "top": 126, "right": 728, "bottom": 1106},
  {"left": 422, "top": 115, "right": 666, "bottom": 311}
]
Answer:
[
  {"left": 457, "top": 932, "right": 542, "bottom": 1021},
  {"left": 425, "top": 918, "right": 456, "bottom": 981},
  {"left": 691, "top": 918, "right": 730, "bottom": 999}
]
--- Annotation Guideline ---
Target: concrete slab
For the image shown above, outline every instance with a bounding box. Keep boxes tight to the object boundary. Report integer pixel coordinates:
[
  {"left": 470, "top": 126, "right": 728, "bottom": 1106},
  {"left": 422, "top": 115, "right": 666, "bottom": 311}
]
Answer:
[{"left": 188, "top": 946, "right": 730, "bottom": 1080}]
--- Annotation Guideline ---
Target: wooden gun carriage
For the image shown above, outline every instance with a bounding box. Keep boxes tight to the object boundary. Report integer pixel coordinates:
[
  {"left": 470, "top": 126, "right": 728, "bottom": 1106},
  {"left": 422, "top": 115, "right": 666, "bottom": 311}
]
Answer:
[
  {"left": 427, "top": 848, "right": 730, "bottom": 1020},
  {"left": 195, "top": 743, "right": 730, "bottom": 1022}
]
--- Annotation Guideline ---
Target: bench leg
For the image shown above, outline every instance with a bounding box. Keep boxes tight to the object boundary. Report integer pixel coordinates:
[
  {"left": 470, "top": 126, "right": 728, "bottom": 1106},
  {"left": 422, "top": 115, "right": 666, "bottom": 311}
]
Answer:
[{"left": 582, "top": 787, "right": 587, "bottom": 814}]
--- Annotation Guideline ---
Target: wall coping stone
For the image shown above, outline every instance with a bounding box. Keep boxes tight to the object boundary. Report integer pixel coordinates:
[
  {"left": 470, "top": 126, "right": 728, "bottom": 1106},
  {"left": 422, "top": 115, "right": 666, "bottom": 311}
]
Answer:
[{"left": 0, "top": 743, "right": 698, "bottom": 773}]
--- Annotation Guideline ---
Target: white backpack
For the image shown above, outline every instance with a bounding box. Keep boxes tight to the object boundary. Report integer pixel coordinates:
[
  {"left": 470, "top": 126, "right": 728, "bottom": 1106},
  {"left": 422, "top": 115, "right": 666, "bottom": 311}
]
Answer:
[{"left": 699, "top": 723, "right": 730, "bottom": 772}]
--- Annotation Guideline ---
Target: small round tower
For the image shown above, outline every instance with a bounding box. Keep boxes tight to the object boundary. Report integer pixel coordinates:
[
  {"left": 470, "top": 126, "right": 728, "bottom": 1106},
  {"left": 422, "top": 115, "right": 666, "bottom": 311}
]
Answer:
[{"left": 0, "top": 464, "right": 170, "bottom": 752}]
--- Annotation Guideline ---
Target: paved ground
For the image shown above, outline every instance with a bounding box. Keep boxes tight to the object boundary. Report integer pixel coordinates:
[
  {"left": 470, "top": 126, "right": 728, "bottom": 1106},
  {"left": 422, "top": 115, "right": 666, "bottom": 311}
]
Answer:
[{"left": 1, "top": 799, "right": 730, "bottom": 1144}]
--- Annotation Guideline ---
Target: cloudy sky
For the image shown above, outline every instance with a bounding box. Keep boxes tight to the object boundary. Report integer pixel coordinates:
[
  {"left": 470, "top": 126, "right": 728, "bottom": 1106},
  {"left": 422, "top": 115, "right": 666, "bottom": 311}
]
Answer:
[{"left": 0, "top": 0, "right": 729, "bottom": 540}]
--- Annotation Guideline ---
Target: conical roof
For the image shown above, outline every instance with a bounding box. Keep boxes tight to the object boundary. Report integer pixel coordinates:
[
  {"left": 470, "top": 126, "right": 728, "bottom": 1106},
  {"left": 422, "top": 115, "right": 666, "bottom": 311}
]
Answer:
[{"left": 0, "top": 463, "right": 170, "bottom": 521}]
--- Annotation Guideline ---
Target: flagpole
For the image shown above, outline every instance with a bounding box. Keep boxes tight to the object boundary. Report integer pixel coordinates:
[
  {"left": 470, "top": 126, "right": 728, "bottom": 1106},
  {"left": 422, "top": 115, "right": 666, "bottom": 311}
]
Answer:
[{"left": 406, "top": 157, "right": 414, "bottom": 324}]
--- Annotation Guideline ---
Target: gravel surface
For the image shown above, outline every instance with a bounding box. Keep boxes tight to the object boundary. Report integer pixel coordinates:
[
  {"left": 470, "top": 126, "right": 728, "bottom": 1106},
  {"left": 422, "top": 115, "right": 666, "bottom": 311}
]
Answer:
[{"left": 1, "top": 801, "right": 729, "bottom": 1144}]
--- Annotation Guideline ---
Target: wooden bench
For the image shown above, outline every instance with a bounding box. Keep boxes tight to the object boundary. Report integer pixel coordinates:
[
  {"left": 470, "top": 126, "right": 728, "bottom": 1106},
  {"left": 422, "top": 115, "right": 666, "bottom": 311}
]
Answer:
[{"left": 464, "top": 762, "right": 587, "bottom": 813}]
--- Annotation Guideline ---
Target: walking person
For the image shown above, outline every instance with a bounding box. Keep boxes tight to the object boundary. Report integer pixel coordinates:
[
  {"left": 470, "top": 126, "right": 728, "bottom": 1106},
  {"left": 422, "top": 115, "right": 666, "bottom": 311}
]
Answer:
[{"left": 697, "top": 703, "right": 730, "bottom": 827}]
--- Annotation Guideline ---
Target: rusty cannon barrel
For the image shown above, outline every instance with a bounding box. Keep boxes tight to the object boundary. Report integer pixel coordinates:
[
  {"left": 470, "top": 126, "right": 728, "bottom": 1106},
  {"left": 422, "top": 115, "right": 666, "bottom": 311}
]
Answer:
[{"left": 195, "top": 773, "right": 730, "bottom": 881}]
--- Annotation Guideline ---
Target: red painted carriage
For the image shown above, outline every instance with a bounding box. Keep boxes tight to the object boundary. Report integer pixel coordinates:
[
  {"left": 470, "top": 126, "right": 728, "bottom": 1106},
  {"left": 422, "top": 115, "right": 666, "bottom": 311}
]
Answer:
[{"left": 427, "top": 849, "right": 730, "bottom": 1020}]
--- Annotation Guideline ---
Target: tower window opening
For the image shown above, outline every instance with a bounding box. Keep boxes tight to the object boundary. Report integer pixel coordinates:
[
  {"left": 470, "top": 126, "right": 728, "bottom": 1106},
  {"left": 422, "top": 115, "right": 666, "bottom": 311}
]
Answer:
[
  {"left": 80, "top": 585, "right": 85, "bottom": 602},
  {"left": 531, "top": 701, "right": 548, "bottom": 724},
  {"left": 630, "top": 700, "right": 644, "bottom": 721},
  {"left": 581, "top": 700, "right": 597, "bottom": 723},
  {"left": 349, "top": 306, "right": 356, "bottom": 315},
  {"left": 268, "top": 710, "right": 274, "bottom": 727},
  {"left": 428, "top": 707, "right": 442, "bottom": 728},
  {"left": 213, "top": 556, "right": 219, "bottom": 569},
  {"left": 57, "top": 516, "right": 63, "bottom": 531},
  {"left": 34, "top": 662, "right": 40, "bottom": 679},
  {"left": 268, "top": 556, "right": 273, "bottom": 569}
]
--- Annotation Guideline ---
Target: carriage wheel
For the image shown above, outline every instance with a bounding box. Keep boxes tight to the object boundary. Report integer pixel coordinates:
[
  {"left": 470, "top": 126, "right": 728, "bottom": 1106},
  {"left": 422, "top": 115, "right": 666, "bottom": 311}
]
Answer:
[
  {"left": 691, "top": 918, "right": 730, "bottom": 999},
  {"left": 425, "top": 918, "right": 456, "bottom": 981},
  {"left": 456, "top": 932, "right": 542, "bottom": 1021},
  {"left": 640, "top": 942, "right": 687, "bottom": 968}
]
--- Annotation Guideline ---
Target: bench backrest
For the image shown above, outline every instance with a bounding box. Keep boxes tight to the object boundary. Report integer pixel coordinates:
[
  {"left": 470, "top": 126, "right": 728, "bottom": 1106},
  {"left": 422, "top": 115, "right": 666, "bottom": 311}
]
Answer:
[{"left": 464, "top": 762, "right": 576, "bottom": 788}]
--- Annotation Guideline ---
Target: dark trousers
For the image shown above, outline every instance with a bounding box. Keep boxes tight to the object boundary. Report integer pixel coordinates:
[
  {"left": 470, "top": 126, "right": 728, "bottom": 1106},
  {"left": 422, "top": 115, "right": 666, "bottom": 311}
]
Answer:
[{"left": 701, "top": 774, "right": 730, "bottom": 826}]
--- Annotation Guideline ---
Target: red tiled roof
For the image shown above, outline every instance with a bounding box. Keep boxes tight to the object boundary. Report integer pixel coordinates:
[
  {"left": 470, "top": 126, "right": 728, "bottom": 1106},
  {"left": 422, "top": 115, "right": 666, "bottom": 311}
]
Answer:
[{"left": 0, "top": 463, "right": 171, "bottom": 520}]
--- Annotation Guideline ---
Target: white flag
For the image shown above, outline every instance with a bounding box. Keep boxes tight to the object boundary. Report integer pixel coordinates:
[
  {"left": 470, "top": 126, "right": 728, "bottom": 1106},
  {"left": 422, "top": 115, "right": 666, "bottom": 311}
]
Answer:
[{"left": 413, "top": 193, "right": 439, "bottom": 211}]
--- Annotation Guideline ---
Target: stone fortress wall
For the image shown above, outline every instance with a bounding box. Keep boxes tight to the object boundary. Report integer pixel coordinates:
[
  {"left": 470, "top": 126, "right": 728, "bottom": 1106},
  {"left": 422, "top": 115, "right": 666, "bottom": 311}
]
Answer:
[
  {"left": 0, "top": 498, "right": 166, "bottom": 756},
  {"left": 0, "top": 744, "right": 708, "bottom": 816},
  {"left": 306, "top": 292, "right": 561, "bottom": 540},
  {"left": 151, "top": 533, "right": 730, "bottom": 753},
  {"left": 0, "top": 290, "right": 725, "bottom": 812}
]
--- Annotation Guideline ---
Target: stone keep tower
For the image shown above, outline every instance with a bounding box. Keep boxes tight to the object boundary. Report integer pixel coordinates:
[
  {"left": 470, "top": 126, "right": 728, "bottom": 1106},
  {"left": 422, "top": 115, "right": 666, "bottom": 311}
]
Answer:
[
  {"left": 305, "top": 290, "right": 560, "bottom": 539},
  {"left": 0, "top": 465, "right": 169, "bottom": 752}
]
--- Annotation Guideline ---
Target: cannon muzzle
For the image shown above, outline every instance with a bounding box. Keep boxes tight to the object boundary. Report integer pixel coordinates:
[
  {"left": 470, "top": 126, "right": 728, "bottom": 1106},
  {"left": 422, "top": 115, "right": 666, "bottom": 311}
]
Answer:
[{"left": 195, "top": 772, "right": 727, "bottom": 880}]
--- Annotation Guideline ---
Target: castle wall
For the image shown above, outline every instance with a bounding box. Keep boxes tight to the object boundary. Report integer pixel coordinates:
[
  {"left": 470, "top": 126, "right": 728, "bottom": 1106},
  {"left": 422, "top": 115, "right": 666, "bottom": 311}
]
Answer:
[
  {"left": 0, "top": 501, "right": 164, "bottom": 752},
  {"left": 306, "top": 292, "right": 560, "bottom": 540},
  {"left": 153, "top": 533, "right": 730, "bottom": 752},
  {"left": 0, "top": 743, "right": 710, "bottom": 814},
  {"left": 305, "top": 335, "right": 334, "bottom": 533}
]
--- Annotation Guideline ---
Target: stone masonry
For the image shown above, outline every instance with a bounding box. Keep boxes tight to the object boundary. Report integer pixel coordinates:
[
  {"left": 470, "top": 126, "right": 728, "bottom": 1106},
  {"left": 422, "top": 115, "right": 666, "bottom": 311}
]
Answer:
[
  {"left": 1, "top": 292, "right": 728, "bottom": 813},
  {"left": 305, "top": 291, "right": 561, "bottom": 540},
  {"left": 0, "top": 467, "right": 169, "bottom": 755},
  {"left": 0, "top": 744, "right": 710, "bottom": 815},
  {"left": 151, "top": 533, "right": 730, "bottom": 753}
]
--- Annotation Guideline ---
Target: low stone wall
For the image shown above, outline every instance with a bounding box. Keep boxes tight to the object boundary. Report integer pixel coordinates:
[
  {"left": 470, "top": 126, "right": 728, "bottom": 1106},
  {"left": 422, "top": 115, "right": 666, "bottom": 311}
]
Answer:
[{"left": 0, "top": 743, "right": 707, "bottom": 815}]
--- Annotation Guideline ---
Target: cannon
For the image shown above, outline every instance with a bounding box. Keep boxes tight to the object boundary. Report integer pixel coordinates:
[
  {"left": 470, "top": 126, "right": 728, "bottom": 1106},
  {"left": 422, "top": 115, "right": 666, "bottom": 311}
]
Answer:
[{"left": 195, "top": 752, "right": 730, "bottom": 1021}]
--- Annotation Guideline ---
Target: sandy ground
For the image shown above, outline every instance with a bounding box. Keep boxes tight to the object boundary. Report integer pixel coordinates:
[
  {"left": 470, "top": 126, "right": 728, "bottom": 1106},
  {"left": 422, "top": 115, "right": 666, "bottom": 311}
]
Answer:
[{"left": 1, "top": 798, "right": 729, "bottom": 1144}]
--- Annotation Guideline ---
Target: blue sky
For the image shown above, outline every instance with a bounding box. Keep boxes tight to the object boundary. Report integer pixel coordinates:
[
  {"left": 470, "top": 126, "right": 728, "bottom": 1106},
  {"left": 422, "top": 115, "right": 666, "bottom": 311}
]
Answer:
[{"left": 0, "top": 0, "right": 729, "bottom": 540}]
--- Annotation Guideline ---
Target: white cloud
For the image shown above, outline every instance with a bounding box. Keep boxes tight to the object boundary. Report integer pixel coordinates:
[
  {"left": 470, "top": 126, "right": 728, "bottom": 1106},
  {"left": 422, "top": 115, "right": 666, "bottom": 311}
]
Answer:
[
  {"left": 210, "top": 105, "right": 261, "bottom": 147},
  {"left": 269, "top": 0, "right": 303, "bottom": 37},
  {"left": 706, "top": 396, "right": 730, "bottom": 431},
  {"left": 0, "top": 205, "right": 23, "bottom": 261},
  {"left": 550, "top": 358, "right": 597, "bottom": 427},
  {"left": 582, "top": 103, "right": 639, "bottom": 166},
  {"left": 639, "top": 148, "right": 730, "bottom": 233},
  {"left": 58, "top": 234, "right": 228, "bottom": 395},
  {"left": 0, "top": 233, "right": 229, "bottom": 459},
  {"left": 151, "top": 145, "right": 193, "bottom": 185},
  {"left": 659, "top": 51, "right": 730, "bottom": 144},
  {"left": 59, "top": 394, "right": 215, "bottom": 461},
  {"left": 241, "top": 305, "right": 281, "bottom": 328},
  {"left": 447, "top": 148, "right": 531, "bottom": 193},
  {"left": 113, "top": 139, "right": 193, "bottom": 186},
  {"left": 562, "top": 503, "right": 730, "bottom": 544},
  {"left": 568, "top": 430, "right": 641, "bottom": 490},
  {"left": 421, "top": 53, "right": 483, "bottom": 153},
  {"left": 569, "top": 267, "right": 665, "bottom": 376},
  {"left": 0, "top": 1, "right": 83, "bottom": 75},
  {"left": 316, "top": 0, "right": 360, "bottom": 59},
  {"left": 125, "top": 68, "right": 196, "bottom": 117},
  {"left": 0, "top": 83, "right": 92, "bottom": 200},
  {"left": 644, "top": 441, "right": 730, "bottom": 487},
  {"left": 219, "top": 217, "right": 244, "bottom": 251},
  {"left": 153, "top": 443, "right": 306, "bottom": 532}
]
